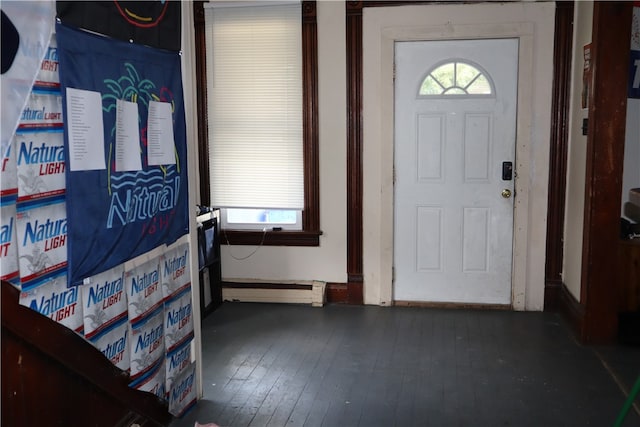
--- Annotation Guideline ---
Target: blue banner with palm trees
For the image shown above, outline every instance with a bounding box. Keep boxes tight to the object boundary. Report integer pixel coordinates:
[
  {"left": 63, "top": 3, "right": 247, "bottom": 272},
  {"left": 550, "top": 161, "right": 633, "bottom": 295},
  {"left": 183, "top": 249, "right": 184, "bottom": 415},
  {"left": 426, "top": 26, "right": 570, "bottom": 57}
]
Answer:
[{"left": 56, "top": 23, "right": 189, "bottom": 286}]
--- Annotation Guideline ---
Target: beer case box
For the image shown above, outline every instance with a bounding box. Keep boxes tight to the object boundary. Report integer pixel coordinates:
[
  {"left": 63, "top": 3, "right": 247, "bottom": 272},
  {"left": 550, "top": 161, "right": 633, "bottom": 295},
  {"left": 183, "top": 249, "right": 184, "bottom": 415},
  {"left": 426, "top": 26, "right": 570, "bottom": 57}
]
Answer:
[
  {"left": 15, "top": 199, "right": 68, "bottom": 290},
  {"left": 15, "top": 131, "right": 66, "bottom": 202},
  {"left": 82, "top": 264, "right": 127, "bottom": 340}
]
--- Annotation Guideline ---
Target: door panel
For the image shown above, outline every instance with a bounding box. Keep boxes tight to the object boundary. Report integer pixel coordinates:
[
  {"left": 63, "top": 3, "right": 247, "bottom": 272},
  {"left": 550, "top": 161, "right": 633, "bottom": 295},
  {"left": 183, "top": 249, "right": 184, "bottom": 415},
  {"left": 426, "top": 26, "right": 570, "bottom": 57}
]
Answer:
[
  {"left": 416, "top": 206, "right": 443, "bottom": 272},
  {"left": 464, "top": 114, "right": 491, "bottom": 181},
  {"left": 417, "top": 114, "right": 444, "bottom": 181},
  {"left": 393, "top": 38, "right": 518, "bottom": 304}
]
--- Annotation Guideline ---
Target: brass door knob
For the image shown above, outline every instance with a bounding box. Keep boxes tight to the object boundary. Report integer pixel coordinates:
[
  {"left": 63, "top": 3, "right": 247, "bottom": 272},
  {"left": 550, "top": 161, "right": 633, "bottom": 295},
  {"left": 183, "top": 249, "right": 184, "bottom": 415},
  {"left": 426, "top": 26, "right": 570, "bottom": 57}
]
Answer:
[{"left": 501, "top": 189, "right": 512, "bottom": 199}]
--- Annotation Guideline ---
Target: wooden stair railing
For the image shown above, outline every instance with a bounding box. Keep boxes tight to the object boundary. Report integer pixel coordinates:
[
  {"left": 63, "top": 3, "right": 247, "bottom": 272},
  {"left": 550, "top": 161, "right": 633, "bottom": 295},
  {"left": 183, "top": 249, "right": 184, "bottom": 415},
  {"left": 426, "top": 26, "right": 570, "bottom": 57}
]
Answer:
[{"left": 1, "top": 280, "right": 173, "bottom": 427}]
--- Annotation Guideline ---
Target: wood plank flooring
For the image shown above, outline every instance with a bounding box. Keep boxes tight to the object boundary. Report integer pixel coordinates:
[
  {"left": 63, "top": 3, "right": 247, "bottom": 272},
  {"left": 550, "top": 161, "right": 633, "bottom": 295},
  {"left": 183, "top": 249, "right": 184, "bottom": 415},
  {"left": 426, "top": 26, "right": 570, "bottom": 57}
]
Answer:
[{"left": 170, "top": 303, "right": 640, "bottom": 427}]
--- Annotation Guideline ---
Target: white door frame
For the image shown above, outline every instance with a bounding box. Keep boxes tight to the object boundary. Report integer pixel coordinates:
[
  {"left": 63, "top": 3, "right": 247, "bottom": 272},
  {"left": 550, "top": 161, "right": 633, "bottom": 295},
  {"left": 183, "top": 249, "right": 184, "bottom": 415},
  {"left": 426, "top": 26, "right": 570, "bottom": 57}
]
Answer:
[{"left": 362, "top": 3, "right": 555, "bottom": 310}]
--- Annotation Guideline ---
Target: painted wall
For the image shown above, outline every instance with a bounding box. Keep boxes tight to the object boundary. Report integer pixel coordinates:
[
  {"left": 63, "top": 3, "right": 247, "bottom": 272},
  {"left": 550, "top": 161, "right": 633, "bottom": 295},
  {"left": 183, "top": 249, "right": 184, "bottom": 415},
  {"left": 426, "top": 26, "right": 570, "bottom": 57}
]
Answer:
[
  {"left": 361, "top": 2, "right": 555, "bottom": 310},
  {"left": 199, "top": 2, "right": 555, "bottom": 310},
  {"left": 563, "top": 1, "right": 593, "bottom": 302},
  {"left": 218, "top": 1, "right": 348, "bottom": 285}
]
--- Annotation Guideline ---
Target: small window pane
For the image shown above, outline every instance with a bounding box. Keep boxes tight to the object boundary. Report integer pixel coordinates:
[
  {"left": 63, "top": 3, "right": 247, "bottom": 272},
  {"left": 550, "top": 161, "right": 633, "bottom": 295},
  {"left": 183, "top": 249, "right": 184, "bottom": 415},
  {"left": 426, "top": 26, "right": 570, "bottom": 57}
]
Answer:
[
  {"left": 227, "top": 208, "right": 297, "bottom": 224},
  {"left": 222, "top": 208, "right": 302, "bottom": 230},
  {"left": 443, "top": 87, "right": 466, "bottom": 95},
  {"left": 420, "top": 75, "right": 442, "bottom": 95},
  {"left": 431, "top": 63, "right": 455, "bottom": 88},
  {"left": 466, "top": 75, "right": 492, "bottom": 94},
  {"left": 455, "top": 63, "right": 479, "bottom": 88}
]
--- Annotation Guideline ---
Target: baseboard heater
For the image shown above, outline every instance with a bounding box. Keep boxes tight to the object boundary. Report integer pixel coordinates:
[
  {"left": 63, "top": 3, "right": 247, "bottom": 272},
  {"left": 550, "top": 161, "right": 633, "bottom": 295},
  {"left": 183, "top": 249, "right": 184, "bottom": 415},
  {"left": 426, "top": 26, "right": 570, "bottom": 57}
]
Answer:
[{"left": 222, "top": 281, "right": 326, "bottom": 307}]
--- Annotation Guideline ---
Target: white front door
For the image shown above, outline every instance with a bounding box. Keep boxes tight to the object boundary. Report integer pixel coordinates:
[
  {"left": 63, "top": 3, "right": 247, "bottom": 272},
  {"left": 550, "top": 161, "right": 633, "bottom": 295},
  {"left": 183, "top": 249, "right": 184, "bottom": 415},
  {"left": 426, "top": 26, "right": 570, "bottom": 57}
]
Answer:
[{"left": 393, "top": 38, "right": 519, "bottom": 305}]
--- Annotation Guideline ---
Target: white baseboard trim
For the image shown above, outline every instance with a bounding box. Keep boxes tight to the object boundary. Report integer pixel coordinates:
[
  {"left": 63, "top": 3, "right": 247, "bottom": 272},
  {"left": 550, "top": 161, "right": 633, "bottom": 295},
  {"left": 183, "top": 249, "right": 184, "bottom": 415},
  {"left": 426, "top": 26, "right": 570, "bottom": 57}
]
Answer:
[{"left": 222, "top": 281, "right": 326, "bottom": 307}]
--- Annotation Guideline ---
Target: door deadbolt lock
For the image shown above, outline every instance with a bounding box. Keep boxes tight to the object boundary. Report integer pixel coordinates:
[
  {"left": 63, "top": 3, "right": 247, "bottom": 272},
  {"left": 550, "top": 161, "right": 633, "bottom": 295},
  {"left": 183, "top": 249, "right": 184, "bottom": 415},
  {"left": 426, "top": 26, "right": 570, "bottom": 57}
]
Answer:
[
  {"left": 502, "top": 161, "right": 513, "bottom": 181},
  {"left": 501, "top": 189, "right": 512, "bottom": 199}
]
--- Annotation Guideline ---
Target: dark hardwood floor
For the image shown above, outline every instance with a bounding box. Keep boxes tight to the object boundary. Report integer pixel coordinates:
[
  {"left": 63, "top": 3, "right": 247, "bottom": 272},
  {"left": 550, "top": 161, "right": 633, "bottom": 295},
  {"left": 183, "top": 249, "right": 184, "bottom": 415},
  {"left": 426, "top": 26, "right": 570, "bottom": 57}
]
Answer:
[{"left": 171, "top": 302, "right": 640, "bottom": 427}]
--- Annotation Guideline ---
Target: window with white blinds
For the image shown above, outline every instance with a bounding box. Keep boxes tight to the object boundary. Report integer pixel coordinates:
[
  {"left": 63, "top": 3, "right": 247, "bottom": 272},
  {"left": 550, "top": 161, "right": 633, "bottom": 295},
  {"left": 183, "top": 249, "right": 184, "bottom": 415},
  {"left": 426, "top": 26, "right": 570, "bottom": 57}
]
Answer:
[{"left": 204, "top": 2, "right": 304, "bottom": 212}]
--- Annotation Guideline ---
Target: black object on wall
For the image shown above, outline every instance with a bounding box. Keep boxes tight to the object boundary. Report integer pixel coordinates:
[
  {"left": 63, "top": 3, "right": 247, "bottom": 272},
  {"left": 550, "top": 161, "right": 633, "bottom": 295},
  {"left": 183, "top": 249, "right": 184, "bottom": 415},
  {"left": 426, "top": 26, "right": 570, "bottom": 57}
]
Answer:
[
  {"left": 197, "top": 209, "right": 222, "bottom": 318},
  {"left": 1, "top": 10, "right": 19, "bottom": 74},
  {"left": 56, "top": 1, "right": 181, "bottom": 52}
]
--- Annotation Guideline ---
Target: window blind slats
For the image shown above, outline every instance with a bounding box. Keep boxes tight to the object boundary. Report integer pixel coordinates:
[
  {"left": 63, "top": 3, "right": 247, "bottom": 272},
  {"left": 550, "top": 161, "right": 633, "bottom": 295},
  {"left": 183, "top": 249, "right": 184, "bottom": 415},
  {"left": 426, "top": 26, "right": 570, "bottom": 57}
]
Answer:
[{"left": 205, "top": 3, "right": 303, "bottom": 210}]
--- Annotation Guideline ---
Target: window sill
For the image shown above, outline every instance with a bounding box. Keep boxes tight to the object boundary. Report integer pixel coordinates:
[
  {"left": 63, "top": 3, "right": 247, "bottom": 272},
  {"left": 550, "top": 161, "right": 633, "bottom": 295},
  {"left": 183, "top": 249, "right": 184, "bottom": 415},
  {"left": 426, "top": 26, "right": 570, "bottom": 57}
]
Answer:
[{"left": 220, "top": 229, "right": 322, "bottom": 247}]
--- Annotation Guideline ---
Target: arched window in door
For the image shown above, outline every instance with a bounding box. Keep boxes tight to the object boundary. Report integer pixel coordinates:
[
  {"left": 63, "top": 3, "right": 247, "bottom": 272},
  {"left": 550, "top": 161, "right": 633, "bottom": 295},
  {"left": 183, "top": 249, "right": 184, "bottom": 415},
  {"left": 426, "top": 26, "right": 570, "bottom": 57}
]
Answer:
[{"left": 419, "top": 60, "right": 495, "bottom": 97}]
